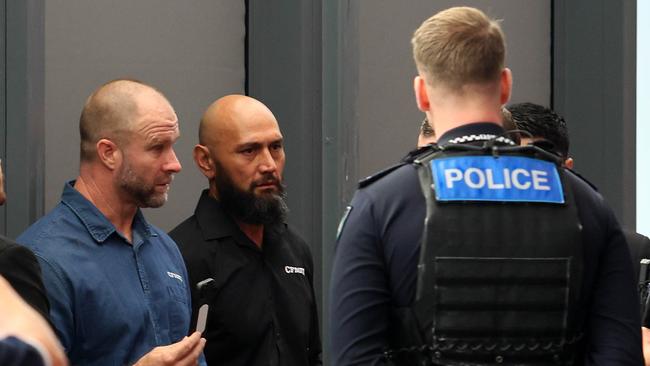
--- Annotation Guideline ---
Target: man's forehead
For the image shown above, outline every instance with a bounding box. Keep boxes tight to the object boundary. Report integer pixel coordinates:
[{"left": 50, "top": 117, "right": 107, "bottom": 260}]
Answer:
[{"left": 132, "top": 114, "right": 180, "bottom": 143}]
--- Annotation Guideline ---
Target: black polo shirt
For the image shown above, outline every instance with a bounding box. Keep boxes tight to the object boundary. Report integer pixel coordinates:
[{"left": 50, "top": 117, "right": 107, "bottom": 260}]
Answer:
[{"left": 170, "top": 190, "right": 321, "bottom": 366}]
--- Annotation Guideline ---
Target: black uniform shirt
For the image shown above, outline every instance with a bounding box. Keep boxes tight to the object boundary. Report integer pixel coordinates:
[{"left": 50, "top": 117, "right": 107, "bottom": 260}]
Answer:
[
  {"left": 170, "top": 190, "right": 322, "bottom": 366},
  {"left": 330, "top": 122, "right": 642, "bottom": 365}
]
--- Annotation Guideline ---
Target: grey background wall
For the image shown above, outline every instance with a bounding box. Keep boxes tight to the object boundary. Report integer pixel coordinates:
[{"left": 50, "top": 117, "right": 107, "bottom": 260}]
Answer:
[
  {"left": 355, "top": 0, "right": 551, "bottom": 179},
  {"left": 43, "top": 0, "right": 246, "bottom": 231}
]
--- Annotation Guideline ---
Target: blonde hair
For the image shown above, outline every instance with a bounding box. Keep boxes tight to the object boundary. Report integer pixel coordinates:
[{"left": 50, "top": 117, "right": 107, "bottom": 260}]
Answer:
[{"left": 412, "top": 7, "right": 506, "bottom": 91}]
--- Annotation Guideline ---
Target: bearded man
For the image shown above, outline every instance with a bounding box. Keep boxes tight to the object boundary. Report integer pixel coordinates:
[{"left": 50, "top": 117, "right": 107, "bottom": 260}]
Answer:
[
  {"left": 170, "top": 95, "right": 321, "bottom": 366},
  {"left": 18, "top": 79, "right": 206, "bottom": 366}
]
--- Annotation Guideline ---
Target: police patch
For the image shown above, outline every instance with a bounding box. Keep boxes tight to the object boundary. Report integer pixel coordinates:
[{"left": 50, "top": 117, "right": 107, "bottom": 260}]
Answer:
[{"left": 430, "top": 156, "right": 564, "bottom": 203}]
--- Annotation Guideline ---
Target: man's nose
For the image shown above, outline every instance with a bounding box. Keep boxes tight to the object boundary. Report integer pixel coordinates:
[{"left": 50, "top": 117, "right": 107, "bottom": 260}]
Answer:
[
  {"left": 164, "top": 149, "right": 182, "bottom": 173},
  {"left": 258, "top": 148, "right": 277, "bottom": 173}
]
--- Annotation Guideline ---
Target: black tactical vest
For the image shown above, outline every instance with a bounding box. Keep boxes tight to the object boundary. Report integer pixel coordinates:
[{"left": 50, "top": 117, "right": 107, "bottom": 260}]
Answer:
[{"left": 386, "top": 143, "right": 584, "bottom": 366}]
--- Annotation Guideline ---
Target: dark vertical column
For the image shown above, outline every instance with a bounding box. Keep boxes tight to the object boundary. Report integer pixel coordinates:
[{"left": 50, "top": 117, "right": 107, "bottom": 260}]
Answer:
[
  {"left": 0, "top": 0, "right": 6, "bottom": 234},
  {"left": 247, "top": 0, "right": 326, "bottom": 354},
  {"left": 553, "top": 0, "right": 636, "bottom": 228},
  {"left": 5, "top": 0, "right": 44, "bottom": 237},
  {"left": 321, "top": 1, "right": 359, "bottom": 363}
]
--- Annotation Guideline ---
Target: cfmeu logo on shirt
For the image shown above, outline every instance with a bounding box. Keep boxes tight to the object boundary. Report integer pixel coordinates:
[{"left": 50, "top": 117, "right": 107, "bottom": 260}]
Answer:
[
  {"left": 430, "top": 156, "right": 564, "bottom": 204},
  {"left": 285, "top": 266, "right": 305, "bottom": 275}
]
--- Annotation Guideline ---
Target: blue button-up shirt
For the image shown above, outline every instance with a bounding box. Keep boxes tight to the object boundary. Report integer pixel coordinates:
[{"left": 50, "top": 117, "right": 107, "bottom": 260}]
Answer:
[{"left": 18, "top": 181, "right": 198, "bottom": 366}]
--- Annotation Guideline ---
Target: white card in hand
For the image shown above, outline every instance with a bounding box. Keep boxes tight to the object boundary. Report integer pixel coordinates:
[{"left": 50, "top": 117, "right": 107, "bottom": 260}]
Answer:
[{"left": 196, "top": 304, "right": 209, "bottom": 333}]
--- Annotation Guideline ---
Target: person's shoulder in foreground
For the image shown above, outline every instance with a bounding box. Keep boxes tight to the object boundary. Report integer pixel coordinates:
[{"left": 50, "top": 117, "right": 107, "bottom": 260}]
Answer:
[
  {"left": 0, "top": 237, "right": 49, "bottom": 320},
  {"left": 0, "top": 162, "right": 49, "bottom": 319},
  {"left": 0, "top": 275, "right": 68, "bottom": 366}
]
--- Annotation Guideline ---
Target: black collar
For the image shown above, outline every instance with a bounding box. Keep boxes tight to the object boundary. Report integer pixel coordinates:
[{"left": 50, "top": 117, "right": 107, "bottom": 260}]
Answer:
[
  {"left": 194, "top": 189, "right": 240, "bottom": 241},
  {"left": 193, "top": 189, "right": 287, "bottom": 248},
  {"left": 438, "top": 122, "right": 515, "bottom": 147}
]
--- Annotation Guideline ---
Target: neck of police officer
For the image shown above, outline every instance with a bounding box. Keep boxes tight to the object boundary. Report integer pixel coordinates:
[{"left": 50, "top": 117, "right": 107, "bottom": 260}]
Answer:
[{"left": 427, "top": 82, "right": 504, "bottom": 138}]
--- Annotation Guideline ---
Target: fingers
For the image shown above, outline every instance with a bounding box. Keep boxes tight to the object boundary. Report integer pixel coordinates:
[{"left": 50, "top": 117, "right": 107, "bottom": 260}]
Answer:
[
  {"left": 169, "top": 332, "right": 202, "bottom": 359},
  {"left": 175, "top": 332, "right": 206, "bottom": 366},
  {"left": 51, "top": 345, "right": 70, "bottom": 366},
  {"left": 134, "top": 332, "right": 205, "bottom": 366}
]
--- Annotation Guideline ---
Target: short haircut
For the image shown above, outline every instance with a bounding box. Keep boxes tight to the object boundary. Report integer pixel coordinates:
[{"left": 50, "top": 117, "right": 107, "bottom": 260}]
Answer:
[
  {"left": 79, "top": 79, "right": 164, "bottom": 161},
  {"left": 508, "top": 102, "right": 570, "bottom": 158},
  {"left": 411, "top": 6, "right": 506, "bottom": 91}
]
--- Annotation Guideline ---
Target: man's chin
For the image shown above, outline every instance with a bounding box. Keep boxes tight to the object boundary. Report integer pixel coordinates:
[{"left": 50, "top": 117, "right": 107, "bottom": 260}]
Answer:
[{"left": 140, "top": 192, "right": 168, "bottom": 208}]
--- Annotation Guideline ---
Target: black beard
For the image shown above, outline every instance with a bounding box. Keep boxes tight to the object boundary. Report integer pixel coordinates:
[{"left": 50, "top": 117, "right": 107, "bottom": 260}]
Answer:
[{"left": 215, "top": 168, "right": 288, "bottom": 226}]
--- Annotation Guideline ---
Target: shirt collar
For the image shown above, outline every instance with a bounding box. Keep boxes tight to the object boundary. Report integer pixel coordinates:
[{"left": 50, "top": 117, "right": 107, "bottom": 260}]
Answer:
[
  {"left": 194, "top": 189, "right": 287, "bottom": 245},
  {"left": 61, "top": 180, "right": 154, "bottom": 244},
  {"left": 194, "top": 189, "right": 240, "bottom": 240},
  {"left": 437, "top": 122, "right": 515, "bottom": 147}
]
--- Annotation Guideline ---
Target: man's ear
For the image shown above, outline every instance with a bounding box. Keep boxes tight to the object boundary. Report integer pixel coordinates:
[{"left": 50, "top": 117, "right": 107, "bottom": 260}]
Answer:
[
  {"left": 193, "top": 144, "right": 216, "bottom": 179},
  {"left": 500, "top": 68, "right": 513, "bottom": 105},
  {"left": 96, "top": 139, "right": 121, "bottom": 170},
  {"left": 564, "top": 157, "right": 574, "bottom": 170},
  {"left": 414, "top": 75, "right": 430, "bottom": 112}
]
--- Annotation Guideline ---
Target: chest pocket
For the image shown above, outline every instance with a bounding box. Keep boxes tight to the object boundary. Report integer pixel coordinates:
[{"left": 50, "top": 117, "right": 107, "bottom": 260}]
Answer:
[{"left": 166, "top": 280, "right": 190, "bottom": 341}]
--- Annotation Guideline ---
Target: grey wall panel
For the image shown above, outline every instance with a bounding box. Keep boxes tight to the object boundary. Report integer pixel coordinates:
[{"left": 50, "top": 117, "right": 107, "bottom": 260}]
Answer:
[
  {"left": 553, "top": 0, "right": 636, "bottom": 228},
  {"left": 5, "top": 0, "right": 45, "bottom": 238},
  {"left": 248, "top": 1, "right": 326, "bottom": 360},
  {"left": 356, "top": 0, "right": 551, "bottom": 179},
  {"left": 0, "top": 0, "right": 6, "bottom": 234},
  {"left": 44, "top": 1, "right": 245, "bottom": 230}
]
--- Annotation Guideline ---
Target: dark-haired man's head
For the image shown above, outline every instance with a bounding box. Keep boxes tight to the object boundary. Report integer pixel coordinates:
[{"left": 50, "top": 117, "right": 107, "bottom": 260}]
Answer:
[{"left": 508, "top": 102, "right": 573, "bottom": 168}]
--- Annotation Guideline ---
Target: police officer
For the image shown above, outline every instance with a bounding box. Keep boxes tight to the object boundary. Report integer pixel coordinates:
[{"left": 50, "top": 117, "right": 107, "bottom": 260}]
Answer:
[{"left": 329, "top": 6, "right": 642, "bottom": 365}]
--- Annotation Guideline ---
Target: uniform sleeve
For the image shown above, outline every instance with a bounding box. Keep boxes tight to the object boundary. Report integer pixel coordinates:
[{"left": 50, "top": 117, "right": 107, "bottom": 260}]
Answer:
[
  {"left": 0, "top": 244, "right": 50, "bottom": 320},
  {"left": 329, "top": 190, "right": 390, "bottom": 366},
  {"left": 584, "top": 206, "right": 643, "bottom": 365}
]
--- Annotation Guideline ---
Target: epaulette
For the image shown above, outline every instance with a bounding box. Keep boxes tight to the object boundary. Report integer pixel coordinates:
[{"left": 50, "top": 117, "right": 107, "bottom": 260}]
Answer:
[
  {"left": 359, "top": 145, "right": 439, "bottom": 189},
  {"left": 400, "top": 144, "right": 439, "bottom": 164},
  {"left": 358, "top": 162, "right": 406, "bottom": 189},
  {"left": 566, "top": 168, "right": 599, "bottom": 192}
]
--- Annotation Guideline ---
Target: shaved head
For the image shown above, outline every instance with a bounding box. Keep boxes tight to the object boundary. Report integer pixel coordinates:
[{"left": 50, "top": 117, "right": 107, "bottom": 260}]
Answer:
[
  {"left": 193, "top": 95, "right": 286, "bottom": 224},
  {"left": 79, "top": 79, "right": 169, "bottom": 161},
  {"left": 198, "top": 94, "right": 278, "bottom": 148}
]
